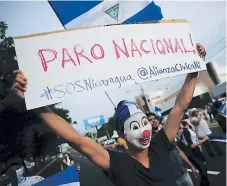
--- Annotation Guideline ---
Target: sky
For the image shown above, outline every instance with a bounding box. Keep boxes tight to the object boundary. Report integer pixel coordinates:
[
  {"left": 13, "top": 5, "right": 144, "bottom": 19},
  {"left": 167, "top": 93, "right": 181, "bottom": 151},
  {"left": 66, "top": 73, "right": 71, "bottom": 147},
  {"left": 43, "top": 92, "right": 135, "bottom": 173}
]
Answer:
[{"left": 0, "top": 1, "right": 226, "bottom": 134}]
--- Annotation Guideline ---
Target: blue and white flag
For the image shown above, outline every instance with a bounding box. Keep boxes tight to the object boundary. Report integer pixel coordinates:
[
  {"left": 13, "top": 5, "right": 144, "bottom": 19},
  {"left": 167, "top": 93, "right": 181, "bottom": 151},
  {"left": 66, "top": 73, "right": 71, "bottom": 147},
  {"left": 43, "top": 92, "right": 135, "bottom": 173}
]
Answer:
[
  {"left": 35, "top": 165, "right": 80, "bottom": 186},
  {"left": 154, "top": 106, "right": 162, "bottom": 120},
  {"left": 48, "top": 1, "right": 163, "bottom": 29}
]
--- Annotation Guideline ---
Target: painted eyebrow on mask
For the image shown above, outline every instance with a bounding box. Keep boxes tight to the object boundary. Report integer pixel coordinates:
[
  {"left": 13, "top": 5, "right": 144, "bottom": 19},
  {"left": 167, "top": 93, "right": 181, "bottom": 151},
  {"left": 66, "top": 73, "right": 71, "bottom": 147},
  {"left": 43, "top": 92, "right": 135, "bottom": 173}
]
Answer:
[
  {"left": 141, "top": 116, "right": 147, "bottom": 126},
  {"left": 130, "top": 121, "right": 140, "bottom": 130}
]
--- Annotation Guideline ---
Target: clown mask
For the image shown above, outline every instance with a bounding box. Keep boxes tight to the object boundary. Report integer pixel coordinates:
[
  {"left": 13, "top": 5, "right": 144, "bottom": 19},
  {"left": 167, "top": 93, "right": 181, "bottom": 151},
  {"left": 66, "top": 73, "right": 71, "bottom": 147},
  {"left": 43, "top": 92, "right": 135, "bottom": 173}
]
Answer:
[{"left": 124, "top": 112, "right": 152, "bottom": 150}]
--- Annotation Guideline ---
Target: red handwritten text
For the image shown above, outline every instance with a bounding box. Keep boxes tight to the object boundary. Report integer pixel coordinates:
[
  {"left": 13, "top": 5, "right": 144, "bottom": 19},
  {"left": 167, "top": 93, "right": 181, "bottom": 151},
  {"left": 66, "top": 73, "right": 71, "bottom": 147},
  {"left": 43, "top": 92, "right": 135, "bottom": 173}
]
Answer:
[
  {"left": 112, "top": 33, "right": 196, "bottom": 59},
  {"left": 39, "top": 43, "right": 105, "bottom": 72},
  {"left": 38, "top": 33, "right": 196, "bottom": 72}
]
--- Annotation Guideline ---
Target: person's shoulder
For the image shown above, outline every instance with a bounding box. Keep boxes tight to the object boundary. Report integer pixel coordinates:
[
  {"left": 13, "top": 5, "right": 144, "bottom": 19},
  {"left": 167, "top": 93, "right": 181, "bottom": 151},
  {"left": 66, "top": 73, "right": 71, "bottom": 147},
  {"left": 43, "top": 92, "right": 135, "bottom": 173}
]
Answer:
[
  {"left": 104, "top": 149, "right": 132, "bottom": 180},
  {"left": 150, "top": 129, "right": 171, "bottom": 151},
  {"left": 107, "top": 149, "right": 126, "bottom": 158},
  {"left": 152, "top": 129, "right": 166, "bottom": 140}
]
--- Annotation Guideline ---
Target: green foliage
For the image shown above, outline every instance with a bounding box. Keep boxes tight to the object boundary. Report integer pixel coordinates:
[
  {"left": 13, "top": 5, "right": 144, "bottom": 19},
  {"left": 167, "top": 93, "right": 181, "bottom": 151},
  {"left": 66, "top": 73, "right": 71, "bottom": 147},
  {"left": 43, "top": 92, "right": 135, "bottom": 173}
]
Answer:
[
  {"left": 97, "top": 115, "right": 115, "bottom": 138},
  {"left": 0, "top": 21, "right": 18, "bottom": 99},
  {"left": 85, "top": 132, "right": 96, "bottom": 139},
  {"left": 0, "top": 21, "right": 75, "bottom": 163},
  {"left": 49, "top": 104, "right": 72, "bottom": 124}
]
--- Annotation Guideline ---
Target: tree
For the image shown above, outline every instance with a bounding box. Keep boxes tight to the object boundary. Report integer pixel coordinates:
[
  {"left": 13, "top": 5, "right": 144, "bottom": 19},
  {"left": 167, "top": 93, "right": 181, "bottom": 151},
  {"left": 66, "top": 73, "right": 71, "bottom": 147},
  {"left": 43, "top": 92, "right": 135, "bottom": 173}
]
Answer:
[
  {"left": 49, "top": 104, "right": 72, "bottom": 124},
  {"left": 97, "top": 116, "right": 115, "bottom": 139},
  {"left": 0, "top": 21, "right": 73, "bottom": 165},
  {"left": 0, "top": 21, "right": 18, "bottom": 99},
  {"left": 85, "top": 132, "right": 96, "bottom": 139}
]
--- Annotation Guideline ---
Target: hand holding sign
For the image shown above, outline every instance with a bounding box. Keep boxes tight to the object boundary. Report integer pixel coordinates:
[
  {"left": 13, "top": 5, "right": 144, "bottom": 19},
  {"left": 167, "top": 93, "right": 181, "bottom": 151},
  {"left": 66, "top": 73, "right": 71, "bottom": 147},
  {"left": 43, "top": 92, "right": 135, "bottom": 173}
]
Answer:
[
  {"left": 13, "top": 21, "right": 207, "bottom": 110},
  {"left": 196, "top": 43, "right": 206, "bottom": 60},
  {"left": 11, "top": 42, "right": 206, "bottom": 107},
  {"left": 12, "top": 70, "right": 27, "bottom": 99}
]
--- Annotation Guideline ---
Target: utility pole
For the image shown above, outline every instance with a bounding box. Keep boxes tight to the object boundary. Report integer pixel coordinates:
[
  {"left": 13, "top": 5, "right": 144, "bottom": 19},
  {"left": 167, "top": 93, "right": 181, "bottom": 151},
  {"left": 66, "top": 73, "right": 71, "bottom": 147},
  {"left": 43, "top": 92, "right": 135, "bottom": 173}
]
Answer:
[
  {"left": 139, "top": 83, "right": 150, "bottom": 114},
  {"left": 104, "top": 91, "right": 116, "bottom": 110}
]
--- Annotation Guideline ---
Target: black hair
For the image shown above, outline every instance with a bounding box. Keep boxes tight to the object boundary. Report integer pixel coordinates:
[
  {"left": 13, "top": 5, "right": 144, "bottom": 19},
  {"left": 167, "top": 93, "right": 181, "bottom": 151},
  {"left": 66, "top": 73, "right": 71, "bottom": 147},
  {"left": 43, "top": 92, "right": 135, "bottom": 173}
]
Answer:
[
  {"left": 183, "top": 113, "right": 189, "bottom": 120},
  {"left": 146, "top": 112, "right": 157, "bottom": 118}
]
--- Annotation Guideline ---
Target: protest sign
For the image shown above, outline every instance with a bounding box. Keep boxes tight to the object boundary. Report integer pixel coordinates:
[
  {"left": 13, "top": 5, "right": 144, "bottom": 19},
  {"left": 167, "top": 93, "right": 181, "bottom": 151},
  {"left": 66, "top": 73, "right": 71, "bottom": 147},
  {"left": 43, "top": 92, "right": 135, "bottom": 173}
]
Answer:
[{"left": 14, "top": 20, "right": 206, "bottom": 110}]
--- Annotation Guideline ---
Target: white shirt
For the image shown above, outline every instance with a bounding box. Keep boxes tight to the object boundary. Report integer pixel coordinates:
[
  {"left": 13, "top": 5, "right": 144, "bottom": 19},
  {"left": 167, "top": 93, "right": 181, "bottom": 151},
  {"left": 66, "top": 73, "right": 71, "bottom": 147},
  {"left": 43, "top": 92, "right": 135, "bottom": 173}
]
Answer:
[
  {"left": 191, "top": 116, "right": 212, "bottom": 137},
  {"left": 66, "top": 156, "right": 71, "bottom": 166}
]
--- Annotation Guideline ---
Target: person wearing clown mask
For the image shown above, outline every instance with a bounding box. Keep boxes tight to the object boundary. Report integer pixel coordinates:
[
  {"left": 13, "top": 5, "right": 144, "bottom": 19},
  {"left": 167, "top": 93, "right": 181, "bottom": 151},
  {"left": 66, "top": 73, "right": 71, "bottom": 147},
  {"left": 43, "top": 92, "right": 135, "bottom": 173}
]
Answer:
[
  {"left": 11, "top": 43, "right": 206, "bottom": 186},
  {"left": 115, "top": 101, "right": 152, "bottom": 150}
]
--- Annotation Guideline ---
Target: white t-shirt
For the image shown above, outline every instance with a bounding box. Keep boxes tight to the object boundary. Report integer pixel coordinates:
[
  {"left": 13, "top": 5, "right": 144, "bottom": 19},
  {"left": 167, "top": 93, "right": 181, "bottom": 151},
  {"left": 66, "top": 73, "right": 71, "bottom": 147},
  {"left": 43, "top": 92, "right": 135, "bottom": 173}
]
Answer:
[{"left": 191, "top": 116, "right": 212, "bottom": 137}]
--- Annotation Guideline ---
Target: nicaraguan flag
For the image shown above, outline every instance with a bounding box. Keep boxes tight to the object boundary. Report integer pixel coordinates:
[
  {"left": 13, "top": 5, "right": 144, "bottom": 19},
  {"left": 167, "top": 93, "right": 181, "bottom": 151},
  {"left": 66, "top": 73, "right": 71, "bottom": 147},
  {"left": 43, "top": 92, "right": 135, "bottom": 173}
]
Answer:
[
  {"left": 48, "top": 1, "right": 163, "bottom": 29},
  {"left": 35, "top": 165, "right": 80, "bottom": 186},
  {"left": 154, "top": 106, "right": 162, "bottom": 120}
]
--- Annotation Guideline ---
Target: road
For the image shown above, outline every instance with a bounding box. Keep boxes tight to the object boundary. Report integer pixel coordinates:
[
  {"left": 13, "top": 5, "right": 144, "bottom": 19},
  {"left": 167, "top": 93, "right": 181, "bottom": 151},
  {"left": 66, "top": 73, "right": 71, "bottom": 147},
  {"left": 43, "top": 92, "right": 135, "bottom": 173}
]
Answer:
[{"left": 36, "top": 125, "right": 226, "bottom": 186}]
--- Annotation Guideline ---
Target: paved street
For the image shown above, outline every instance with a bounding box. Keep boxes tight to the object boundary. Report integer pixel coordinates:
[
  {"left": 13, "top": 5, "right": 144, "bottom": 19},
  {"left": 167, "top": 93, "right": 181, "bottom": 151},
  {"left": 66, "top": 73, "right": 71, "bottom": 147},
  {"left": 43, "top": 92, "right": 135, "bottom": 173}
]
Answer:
[{"left": 35, "top": 125, "right": 226, "bottom": 186}]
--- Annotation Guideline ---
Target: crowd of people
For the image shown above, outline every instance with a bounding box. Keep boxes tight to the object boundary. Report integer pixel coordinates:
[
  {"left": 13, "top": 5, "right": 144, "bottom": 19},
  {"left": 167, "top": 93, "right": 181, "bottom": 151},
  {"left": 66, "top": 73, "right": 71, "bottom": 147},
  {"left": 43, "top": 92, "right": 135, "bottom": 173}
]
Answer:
[
  {"left": 109, "top": 105, "right": 225, "bottom": 186},
  {"left": 0, "top": 43, "right": 225, "bottom": 186}
]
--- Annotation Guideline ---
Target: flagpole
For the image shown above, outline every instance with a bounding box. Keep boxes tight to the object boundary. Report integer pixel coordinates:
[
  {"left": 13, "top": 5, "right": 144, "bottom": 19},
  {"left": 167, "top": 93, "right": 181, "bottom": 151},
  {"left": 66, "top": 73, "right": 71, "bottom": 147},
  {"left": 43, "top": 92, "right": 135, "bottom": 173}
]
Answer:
[
  {"left": 104, "top": 91, "right": 116, "bottom": 110},
  {"left": 47, "top": 0, "right": 67, "bottom": 30}
]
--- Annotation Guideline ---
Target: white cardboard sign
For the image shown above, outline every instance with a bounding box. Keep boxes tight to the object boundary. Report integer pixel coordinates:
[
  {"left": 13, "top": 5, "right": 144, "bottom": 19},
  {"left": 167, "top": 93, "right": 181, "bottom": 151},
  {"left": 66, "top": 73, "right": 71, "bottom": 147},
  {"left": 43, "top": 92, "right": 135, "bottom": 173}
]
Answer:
[{"left": 14, "top": 22, "right": 206, "bottom": 110}]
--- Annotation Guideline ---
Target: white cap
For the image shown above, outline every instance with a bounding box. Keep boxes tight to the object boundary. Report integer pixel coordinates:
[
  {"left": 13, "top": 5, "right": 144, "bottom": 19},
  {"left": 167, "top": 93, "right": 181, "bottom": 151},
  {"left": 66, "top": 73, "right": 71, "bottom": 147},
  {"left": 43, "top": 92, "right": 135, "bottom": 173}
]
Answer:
[{"left": 111, "top": 130, "right": 119, "bottom": 139}]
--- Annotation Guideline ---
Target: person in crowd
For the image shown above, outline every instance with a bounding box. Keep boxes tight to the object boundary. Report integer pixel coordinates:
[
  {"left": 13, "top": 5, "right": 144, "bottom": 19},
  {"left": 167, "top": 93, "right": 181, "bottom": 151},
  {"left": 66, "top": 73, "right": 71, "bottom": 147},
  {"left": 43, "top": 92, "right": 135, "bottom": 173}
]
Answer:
[
  {"left": 149, "top": 114, "right": 198, "bottom": 186},
  {"left": 181, "top": 120, "right": 210, "bottom": 186},
  {"left": 11, "top": 43, "right": 205, "bottom": 186},
  {"left": 76, "top": 164, "right": 80, "bottom": 173},
  {"left": 183, "top": 112, "right": 195, "bottom": 131},
  {"left": 146, "top": 112, "right": 163, "bottom": 132},
  {"left": 205, "top": 103, "right": 213, "bottom": 122},
  {"left": 190, "top": 108, "right": 223, "bottom": 157},
  {"left": 212, "top": 98, "right": 222, "bottom": 117},
  {"left": 176, "top": 122, "right": 184, "bottom": 141},
  {"left": 108, "top": 131, "right": 128, "bottom": 152},
  {"left": 61, "top": 153, "right": 75, "bottom": 171},
  {"left": 60, "top": 153, "right": 80, "bottom": 174}
]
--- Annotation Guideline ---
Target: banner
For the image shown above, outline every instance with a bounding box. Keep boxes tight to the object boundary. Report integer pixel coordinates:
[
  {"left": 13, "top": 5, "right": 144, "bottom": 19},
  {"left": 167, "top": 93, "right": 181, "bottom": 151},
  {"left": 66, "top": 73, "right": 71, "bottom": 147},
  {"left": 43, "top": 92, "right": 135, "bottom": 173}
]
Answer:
[
  {"left": 84, "top": 115, "right": 105, "bottom": 129},
  {"left": 14, "top": 21, "right": 206, "bottom": 110},
  {"left": 35, "top": 165, "right": 80, "bottom": 186}
]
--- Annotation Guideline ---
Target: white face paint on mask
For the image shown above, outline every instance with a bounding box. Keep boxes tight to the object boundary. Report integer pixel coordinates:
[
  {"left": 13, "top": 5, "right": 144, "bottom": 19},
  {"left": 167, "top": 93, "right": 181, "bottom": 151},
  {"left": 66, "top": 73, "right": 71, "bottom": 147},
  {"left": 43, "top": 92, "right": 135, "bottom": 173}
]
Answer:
[{"left": 124, "top": 112, "right": 152, "bottom": 150}]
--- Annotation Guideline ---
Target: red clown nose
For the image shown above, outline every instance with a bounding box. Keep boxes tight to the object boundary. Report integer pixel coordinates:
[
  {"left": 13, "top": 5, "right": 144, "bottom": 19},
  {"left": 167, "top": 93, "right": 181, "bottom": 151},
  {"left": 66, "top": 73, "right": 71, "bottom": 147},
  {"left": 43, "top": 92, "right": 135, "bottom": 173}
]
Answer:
[{"left": 143, "top": 130, "right": 150, "bottom": 138}]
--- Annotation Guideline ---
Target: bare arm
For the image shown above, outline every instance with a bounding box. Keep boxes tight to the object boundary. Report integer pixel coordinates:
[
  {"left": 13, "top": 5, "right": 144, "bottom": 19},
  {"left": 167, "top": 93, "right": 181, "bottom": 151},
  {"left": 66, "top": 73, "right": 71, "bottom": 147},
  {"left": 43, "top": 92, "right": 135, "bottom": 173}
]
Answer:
[
  {"left": 164, "top": 72, "right": 198, "bottom": 142},
  {"left": 202, "top": 112, "right": 209, "bottom": 121},
  {"left": 164, "top": 43, "right": 206, "bottom": 142},
  {"left": 62, "top": 160, "right": 68, "bottom": 166},
  {"left": 176, "top": 146, "right": 194, "bottom": 169},
  {"left": 12, "top": 70, "right": 110, "bottom": 171},
  {"left": 35, "top": 107, "right": 110, "bottom": 170},
  {"left": 70, "top": 160, "right": 75, "bottom": 165},
  {"left": 191, "top": 136, "right": 208, "bottom": 148},
  {"left": 176, "top": 146, "right": 199, "bottom": 178}
]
